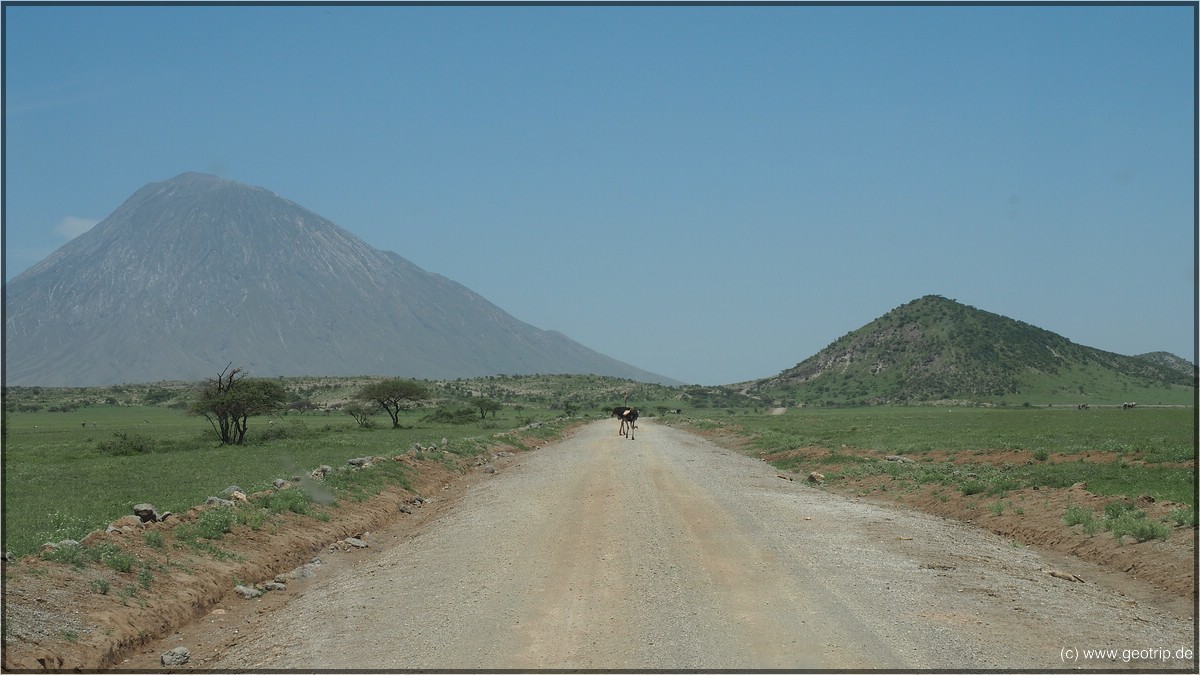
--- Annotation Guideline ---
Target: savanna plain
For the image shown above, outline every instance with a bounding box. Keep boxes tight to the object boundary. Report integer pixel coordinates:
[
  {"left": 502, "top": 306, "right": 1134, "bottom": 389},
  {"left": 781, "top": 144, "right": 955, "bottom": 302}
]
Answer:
[{"left": 0, "top": 377, "right": 1195, "bottom": 671}]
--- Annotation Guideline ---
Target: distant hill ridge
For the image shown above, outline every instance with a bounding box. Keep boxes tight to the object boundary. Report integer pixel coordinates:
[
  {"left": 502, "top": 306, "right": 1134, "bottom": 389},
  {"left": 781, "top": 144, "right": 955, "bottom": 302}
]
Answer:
[
  {"left": 3, "top": 173, "right": 676, "bottom": 387},
  {"left": 750, "top": 295, "right": 1194, "bottom": 405},
  {"left": 1135, "top": 351, "right": 1198, "bottom": 380}
]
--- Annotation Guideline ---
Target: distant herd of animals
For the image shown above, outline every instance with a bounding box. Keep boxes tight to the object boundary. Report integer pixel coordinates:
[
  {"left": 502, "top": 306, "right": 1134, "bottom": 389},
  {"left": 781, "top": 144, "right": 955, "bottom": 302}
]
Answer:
[{"left": 611, "top": 406, "right": 639, "bottom": 440}]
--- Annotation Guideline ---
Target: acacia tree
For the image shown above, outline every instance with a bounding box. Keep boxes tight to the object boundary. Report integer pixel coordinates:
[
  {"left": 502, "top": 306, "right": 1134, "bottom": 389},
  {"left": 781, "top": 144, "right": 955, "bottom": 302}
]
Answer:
[
  {"left": 190, "top": 365, "right": 287, "bottom": 445},
  {"left": 354, "top": 378, "right": 429, "bottom": 428},
  {"left": 343, "top": 402, "right": 375, "bottom": 428},
  {"left": 474, "top": 398, "right": 503, "bottom": 419}
]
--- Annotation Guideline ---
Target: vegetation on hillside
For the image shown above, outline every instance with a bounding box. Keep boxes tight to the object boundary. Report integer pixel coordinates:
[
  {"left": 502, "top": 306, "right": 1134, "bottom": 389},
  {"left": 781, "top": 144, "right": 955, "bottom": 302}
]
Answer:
[{"left": 750, "top": 295, "right": 1194, "bottom": 406}]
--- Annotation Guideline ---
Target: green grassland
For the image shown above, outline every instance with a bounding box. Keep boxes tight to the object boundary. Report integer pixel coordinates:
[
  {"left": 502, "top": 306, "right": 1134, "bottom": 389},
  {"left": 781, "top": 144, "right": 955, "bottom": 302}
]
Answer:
[
  {"left": 675, "top": 405, "right": 1197, "bottom": 508},
  {"left": 3, "top": 375, "right": 1194, "bottom": 558},
  {"left": 1, "top": 401, "right": 574, "bottom": 558}
]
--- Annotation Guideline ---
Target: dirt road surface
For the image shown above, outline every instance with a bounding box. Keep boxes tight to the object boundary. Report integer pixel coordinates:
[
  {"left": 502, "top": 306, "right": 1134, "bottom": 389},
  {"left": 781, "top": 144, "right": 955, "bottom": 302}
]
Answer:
[{"left": 192, "top": 420, "right": 1194, "bottom": 671}]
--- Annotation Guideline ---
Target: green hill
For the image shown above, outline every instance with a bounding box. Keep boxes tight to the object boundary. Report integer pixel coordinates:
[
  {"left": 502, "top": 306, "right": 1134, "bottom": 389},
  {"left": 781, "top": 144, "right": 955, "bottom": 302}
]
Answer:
[{"left": 750, "top": 295, "right": 1194, "bottom": 406}]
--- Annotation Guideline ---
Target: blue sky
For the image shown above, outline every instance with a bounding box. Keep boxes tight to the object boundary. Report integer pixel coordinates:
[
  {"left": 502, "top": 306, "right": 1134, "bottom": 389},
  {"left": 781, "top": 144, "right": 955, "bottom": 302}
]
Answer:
[{"left": 3, "top": 3, "right": 1195, "bottom": 385}]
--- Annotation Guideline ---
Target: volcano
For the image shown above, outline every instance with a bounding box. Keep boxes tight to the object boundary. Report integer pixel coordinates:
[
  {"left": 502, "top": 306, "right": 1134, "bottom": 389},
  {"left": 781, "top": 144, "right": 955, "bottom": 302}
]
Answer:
[{"left": 3, "top": 172, "right": 675, "bottom": 386}]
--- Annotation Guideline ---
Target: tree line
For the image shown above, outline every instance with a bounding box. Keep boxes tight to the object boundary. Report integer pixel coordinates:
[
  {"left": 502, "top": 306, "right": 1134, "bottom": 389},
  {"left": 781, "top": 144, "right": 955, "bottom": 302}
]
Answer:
[{"left": 190, "top": 365, "right": 446, "bottom": 445}]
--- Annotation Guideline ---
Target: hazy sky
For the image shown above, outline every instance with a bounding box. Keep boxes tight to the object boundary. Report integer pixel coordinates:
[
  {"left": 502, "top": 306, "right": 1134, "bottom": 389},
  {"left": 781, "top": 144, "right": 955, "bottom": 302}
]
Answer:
[{"left": 3, "top": 3, "right": 1195, "bottom": 385}]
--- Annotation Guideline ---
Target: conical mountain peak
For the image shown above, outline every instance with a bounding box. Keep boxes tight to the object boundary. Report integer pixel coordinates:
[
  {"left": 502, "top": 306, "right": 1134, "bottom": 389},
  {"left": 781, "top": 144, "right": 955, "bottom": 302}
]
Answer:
[{"left": 5, "top": 174, "right": 675, "bottom": 386}]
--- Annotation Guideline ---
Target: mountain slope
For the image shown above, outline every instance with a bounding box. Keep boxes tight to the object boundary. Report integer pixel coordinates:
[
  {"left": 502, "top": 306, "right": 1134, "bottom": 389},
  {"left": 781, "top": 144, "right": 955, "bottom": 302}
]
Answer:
[
  {"left": 4, "top": 173, "right": 675, "bottom": 386},
  {"left": 749, "top": 295, "right": 1194, "bottom": 405},
  {"left": 1135, "top": 351, "right": 1198, "bottom": 381}
]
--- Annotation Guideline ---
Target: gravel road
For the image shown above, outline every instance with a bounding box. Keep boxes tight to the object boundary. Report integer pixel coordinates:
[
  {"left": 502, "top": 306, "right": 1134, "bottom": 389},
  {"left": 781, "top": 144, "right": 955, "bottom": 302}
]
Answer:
[{"left": 210, "top": 419, "right": 1195, "bottom": 671}]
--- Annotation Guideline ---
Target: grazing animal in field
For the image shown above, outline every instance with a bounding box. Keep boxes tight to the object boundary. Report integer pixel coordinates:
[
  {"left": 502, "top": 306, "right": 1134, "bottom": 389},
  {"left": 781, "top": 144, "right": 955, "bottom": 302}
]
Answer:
[
  {"left": 1123, "top": 402, "right": 1137, "bottom": 410},
  {"left": 611, "top": 406, "right": 639, "bottom": 440}
]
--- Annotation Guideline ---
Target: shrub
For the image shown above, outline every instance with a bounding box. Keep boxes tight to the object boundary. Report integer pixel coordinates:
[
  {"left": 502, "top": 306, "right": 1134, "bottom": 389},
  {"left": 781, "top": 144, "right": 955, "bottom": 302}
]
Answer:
[
  {"left": 421, "top": 406, "right": 477, "bottom": 425},
  {"left": 236, "top": 507, "right": 270, "bottom": 531},
  {"left": 1064, "top": 504, "right": 1101, "bottom": 536},
  {"left": 96, "top": 431, "right": 158, "bottom": 456},
  {"left": 1109, "top": 509, "right": 1169, "bottom": 543},
  {"left": 257, "top": 488, "right": 317, "bottom": 516},
  {"left": 173, "top": 523, "right": 199, "bottom": 545},
  {"left": 959, "top": 479, "right": 986, "bottom": 496},
  {"left": 985, "top": 475, "right": 1021, "bottom": 496},
  {"left": 343, "top": 403, "right": 376, "bottom": 428},
  {"left": 1103, "top": 500, "right": 1137, "bottom": 521},
  {"left": 1169, "top": 506, "right": 1197, "bottom": 528},
  {"left": 96, "top": 429, "right": 160, "bottom": 456},
  {"left": 196, "top": 507, "right": 236, "bottom": 540}
]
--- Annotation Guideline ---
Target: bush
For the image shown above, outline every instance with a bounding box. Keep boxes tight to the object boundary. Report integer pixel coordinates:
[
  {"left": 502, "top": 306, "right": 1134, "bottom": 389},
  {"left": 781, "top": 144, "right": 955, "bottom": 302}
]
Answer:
[
  {"left": 256, "top": 488, "right": 317, "bottom": 516},
  {"left": 1109, "top": 509, "right": 1169, "bottom": 543},
  {"left": 1103, "top": 500, "right": 1137, "bottom": 521},
  {"left": 985, "top": 475, "right": 1021, "bottom": 496},
  {"left": 237, "top": 507, "right": 270, "bottom": 531},
  {"left": 1064, "top": 504, "right": 1095, "bottom": 527},
  {"left": 1169, "top": 506, "right": 1197, "bottom": 528},
  {"left": 1069, "top": 502, "right": 1171, "bottom": 544},
  {"left": 420, "top": 406, "right": 477, "bottom": 425},
  {"left": 96, "top": 431, "right": 158, "bottom": 456},
  {"left": 196, "top": 507, "right": 236, "bottom": 539},
  {"left": 959, "top": 479, "right": 986, "bottom": 496},
  {"left": 254, "top": 422, "right": 291, "bottom": 442}
]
